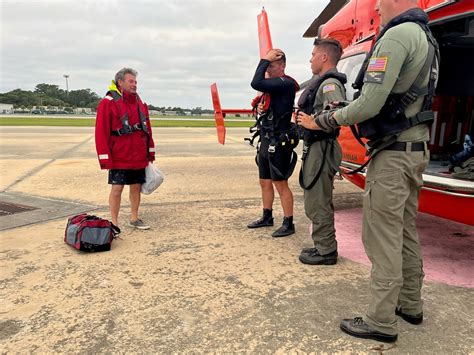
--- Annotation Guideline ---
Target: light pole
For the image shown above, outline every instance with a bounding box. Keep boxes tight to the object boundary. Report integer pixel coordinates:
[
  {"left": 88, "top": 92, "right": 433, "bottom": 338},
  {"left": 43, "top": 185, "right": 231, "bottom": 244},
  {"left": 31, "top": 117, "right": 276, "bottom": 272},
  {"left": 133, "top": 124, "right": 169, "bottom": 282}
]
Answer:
[{"left": 63, "top": 74, "right": 69, "bottom": 96}]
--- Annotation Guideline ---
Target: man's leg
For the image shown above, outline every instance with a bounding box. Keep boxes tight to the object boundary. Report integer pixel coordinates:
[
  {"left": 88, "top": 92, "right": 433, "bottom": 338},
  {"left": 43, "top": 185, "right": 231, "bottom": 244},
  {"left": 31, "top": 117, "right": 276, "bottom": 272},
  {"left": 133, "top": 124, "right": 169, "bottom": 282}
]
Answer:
[
  {"left": 271, "top": 179, "right": 295, "bottom": 237},
  {"left": 260, "top": 178, "right": 274, "bottom": 210},
  {"left": 301, "top": 141, "right": 339, "bottom": 257},
  {"left": 109, "top": 184, "right": 125, "bottom": 226},
  {"left": 128, "top": 183, "right": 151, "bottom": 230},
  {"left": 361, "top": 151, "right": 409, "bottom": 336},
  {"left": 248, "top": 179, "right": 274, "bottom": 228},
  {"left": 300, "top": 171, "right": 337, "bottom": 264},
  {"left": 398, "top": 149, "right": 429, "bottom": 322},
  {"left": 273, "top": 180, "right": 293, "bottom": 217},
  {"left": 340, "top": 151, "right": 408, "bottom": 341},
  {"left": 129, "top": 183, "right": 141, "bottom": 222}
]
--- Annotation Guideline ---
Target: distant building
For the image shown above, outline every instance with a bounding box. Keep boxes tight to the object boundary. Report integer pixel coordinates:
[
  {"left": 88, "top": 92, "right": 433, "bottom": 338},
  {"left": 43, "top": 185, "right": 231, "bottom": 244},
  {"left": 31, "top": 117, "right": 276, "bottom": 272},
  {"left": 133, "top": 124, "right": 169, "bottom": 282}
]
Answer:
[
  {"left": 74, "top": 107, "right": 93, "bottom": 114},
  {"left": 148, "top": 110, "right": 161, "bottom": 115},
  {"left": 163, "top": 111, "right": 178, "bottom": 116},
  {"left": 183, "top": 110, "right": 192, "bottom": 116},
  {"left": 0, "top": 103, "right": 14, "bottom": 114}
]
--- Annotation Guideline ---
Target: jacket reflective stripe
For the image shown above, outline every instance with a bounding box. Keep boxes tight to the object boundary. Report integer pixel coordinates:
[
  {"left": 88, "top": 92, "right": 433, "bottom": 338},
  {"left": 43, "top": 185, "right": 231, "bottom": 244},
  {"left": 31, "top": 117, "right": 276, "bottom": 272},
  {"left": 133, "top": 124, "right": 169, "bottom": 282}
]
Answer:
[{"left": 99, "top": 154, "right": 109, "bottom": 159}]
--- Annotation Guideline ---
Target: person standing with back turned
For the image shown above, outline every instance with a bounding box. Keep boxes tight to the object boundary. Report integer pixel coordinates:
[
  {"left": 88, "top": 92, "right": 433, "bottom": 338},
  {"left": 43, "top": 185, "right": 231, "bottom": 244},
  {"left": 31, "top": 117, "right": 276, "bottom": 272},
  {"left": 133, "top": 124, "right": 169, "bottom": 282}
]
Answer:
[
  {"left": 312, "top": 0, "right": 439, "bottom": 342},
  {"left": 95, "top": 68, "right": 156, "bottom": 233}
]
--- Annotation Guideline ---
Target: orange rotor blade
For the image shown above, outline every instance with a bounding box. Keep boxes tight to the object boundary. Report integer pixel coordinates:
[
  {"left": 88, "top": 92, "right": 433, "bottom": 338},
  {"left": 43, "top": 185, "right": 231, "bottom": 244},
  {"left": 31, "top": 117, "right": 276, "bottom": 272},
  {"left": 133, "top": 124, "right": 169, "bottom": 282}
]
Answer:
[
  {"left": 210, "top": 83, "right": 226, "bottom": 145},
  {"left": 257, "top": 7, "right": 273, "bottom": 58}
]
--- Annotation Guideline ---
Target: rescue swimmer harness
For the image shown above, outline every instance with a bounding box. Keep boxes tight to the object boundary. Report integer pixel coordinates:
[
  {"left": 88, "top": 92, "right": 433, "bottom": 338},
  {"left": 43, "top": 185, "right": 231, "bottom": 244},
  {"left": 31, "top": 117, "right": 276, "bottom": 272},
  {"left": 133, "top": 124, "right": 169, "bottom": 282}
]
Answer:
[{"left": 246, "top": 94, "right": 299, "bottom": 180}]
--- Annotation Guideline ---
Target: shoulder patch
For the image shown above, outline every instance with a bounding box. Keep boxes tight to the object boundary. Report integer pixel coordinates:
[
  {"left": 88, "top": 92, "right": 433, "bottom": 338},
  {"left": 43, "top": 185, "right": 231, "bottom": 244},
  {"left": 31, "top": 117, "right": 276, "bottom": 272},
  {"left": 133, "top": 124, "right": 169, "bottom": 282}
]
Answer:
[
  {"left": 367, "top": 57, "right": 388, "bottom": 72},
  {"left": 322, "top": 84, "right": 336, "bottom": 94},
  {"left": 105, "top": 95, "right": 113, "bottom": 100},
  {"left": 364, "top": 71, "right": 385, "bottom": 84}
]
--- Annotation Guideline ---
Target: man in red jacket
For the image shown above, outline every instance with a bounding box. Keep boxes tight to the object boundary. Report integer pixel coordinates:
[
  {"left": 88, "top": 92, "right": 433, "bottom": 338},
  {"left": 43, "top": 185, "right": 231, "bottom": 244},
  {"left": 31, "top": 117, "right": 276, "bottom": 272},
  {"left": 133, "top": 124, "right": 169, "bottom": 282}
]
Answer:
[{"left": 95, "top": 67, "right": 155, "bottom": 233}]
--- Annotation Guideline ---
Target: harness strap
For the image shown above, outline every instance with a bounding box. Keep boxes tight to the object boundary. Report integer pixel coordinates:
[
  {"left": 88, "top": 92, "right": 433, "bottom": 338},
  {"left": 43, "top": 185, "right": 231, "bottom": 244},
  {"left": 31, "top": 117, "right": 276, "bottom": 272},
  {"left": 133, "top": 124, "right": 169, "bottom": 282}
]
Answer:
[
  {"left": 299, "top": 140, "right": 330, "bottom": 190},
  {"left": 350, "top": 125, "right": 366, "bottom": 148},
  {"left": 111, "top": 123, "right": 144, "bottom": 136},
  {"left": 268, "top": 150, "right": 298, "bottom": 181},
  {"left": 398, "top": 40, "right": 436, "bottom": 113}
]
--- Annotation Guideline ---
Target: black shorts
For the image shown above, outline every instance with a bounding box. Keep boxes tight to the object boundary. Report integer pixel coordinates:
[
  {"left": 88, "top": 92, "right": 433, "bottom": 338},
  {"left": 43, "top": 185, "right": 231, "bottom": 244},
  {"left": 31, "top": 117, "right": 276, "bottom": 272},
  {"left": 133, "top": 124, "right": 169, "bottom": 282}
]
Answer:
[
  {"left": 258, "top": 138, "right": 294, "bottom": 181},
  {"left": 108, "top": 169, "right": 146, "bottom": 185}
]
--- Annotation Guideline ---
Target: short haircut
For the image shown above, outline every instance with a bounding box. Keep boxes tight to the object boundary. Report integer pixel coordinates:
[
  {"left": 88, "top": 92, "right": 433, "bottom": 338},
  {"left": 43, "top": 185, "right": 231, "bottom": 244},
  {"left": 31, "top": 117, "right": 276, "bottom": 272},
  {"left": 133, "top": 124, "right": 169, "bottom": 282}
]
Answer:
[
  {"left": 270, "top": 50, "right": 286, "bottom": 64},
  {"left": 313, "top": 38, "right": 343, "bottom": 64},
  {"left": 115, "top": 67, "right": 138, "bottom": 83},
  {"left": 278, "top": 52, "right": 287, "bottom": 64}
]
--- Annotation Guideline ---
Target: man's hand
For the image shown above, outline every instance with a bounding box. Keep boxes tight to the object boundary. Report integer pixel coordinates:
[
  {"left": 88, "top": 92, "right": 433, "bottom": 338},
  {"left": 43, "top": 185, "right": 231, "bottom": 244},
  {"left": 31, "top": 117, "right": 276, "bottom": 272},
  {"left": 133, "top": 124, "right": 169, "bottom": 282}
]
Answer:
[
  {"left": 314, "top": 109, "right": 340, "bottom": 132},
  {"left": 265, "top": 48, "right": 285, "bottom": 62},
  {"left": 325, "top": 100, "right": 349, "bottom": 110},
  {"left": 296, "top": 111, "right": 319, "bottom": 130},
  {"left": 257, "top": 102, "right": 265, "bottom": 114}
]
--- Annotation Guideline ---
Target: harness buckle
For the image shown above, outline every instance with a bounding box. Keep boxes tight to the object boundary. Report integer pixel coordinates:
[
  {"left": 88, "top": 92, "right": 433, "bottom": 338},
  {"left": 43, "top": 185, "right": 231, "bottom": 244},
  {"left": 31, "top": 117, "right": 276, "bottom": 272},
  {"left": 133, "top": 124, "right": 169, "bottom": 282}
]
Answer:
[{"left": 268, "top": 145, "right": 276, "bottom": 154}]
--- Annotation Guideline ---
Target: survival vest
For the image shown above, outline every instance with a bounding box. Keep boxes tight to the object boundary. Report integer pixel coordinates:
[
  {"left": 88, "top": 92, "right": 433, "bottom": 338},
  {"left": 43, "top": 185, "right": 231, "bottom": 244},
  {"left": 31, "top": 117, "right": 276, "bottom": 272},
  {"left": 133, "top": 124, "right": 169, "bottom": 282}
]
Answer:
[
  {"left": 352, "top": 8, "right": 440, "bottom": 142},
  {"left": 107, "top": 90, "right": 150, "bottom": 137},
  {"left": 297, "top": 70, "right": 347, "bottom": 144}
]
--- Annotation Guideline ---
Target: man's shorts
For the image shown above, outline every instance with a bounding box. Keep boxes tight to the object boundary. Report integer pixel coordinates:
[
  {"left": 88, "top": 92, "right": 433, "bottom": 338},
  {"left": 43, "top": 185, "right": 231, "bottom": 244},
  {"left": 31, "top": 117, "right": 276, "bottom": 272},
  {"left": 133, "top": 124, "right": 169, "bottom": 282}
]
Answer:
[
  {"left": 108, "top": 169, "right": 146, "bottom": 185},
  {"left": 258, "top": 138, "right": 294, "bottom": 181}
]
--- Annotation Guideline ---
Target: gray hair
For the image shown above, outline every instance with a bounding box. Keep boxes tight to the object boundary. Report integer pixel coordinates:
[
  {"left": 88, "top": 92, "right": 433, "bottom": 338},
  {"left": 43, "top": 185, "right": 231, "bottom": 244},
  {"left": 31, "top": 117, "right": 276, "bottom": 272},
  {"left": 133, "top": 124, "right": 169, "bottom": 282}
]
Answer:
[{"left": 115, "top": 67, "right": 138, "bottom": 83}]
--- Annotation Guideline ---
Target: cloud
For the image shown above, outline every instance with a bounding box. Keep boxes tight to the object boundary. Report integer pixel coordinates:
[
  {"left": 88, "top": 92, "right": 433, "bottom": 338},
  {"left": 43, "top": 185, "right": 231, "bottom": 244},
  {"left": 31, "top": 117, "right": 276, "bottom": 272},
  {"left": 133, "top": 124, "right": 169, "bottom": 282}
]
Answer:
[{"left": 0, "top": 0, "right": 327, "bottom": 108}]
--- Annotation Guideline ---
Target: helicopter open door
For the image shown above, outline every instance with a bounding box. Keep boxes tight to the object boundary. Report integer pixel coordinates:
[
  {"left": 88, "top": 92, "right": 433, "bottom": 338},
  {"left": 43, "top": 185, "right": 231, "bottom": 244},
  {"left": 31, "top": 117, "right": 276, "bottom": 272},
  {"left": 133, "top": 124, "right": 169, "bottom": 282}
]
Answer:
[{"left": 305, "top": 0, "right": 474, "bottom": 225}]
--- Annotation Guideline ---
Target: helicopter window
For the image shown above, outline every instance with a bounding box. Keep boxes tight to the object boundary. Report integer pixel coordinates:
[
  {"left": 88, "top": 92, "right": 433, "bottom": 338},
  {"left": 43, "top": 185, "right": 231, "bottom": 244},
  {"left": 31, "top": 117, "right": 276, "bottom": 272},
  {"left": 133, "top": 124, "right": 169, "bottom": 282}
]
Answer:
[{"left": 337, "top": 53, "right": 366, "bottom": 100}]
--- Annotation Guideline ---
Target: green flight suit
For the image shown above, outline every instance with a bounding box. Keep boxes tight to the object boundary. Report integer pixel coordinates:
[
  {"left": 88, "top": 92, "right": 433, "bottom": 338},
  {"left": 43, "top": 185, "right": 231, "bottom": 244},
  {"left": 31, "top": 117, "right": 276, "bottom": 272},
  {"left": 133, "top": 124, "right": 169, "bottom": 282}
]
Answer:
[
  {"left": 334, "top": 22, "right": 431, "bottom": 335},
  {"left": 303, "top": 70, "right": 345, "bottom": 254}
]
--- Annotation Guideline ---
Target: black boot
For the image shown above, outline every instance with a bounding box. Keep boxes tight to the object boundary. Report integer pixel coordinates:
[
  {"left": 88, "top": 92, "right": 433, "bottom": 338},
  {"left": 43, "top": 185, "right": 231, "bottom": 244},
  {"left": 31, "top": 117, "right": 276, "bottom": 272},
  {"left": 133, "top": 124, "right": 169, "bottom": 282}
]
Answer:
[
  {"left": 271, "top": 216, "right": 295, "bottom": 238},
  {"left": 395, "top": 307, "right": 423, "bottom": 325},
  {"left": 299, "top": 249, "right": 338, "bottom": 265},
  {"left": 340, "top": 317, "right": 398, "bottom": 343},
  {"left": 247, "top": 209, "right": 274, "bottom": 228}
]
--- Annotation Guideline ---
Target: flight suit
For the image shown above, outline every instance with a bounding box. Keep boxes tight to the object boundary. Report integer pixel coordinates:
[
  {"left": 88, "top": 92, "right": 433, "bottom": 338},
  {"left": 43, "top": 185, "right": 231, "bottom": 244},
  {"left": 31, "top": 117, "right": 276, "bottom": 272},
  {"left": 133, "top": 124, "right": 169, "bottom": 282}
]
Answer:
[
  {"left": 334, "top": 22, "right": 431, "bottom": 335},
  {"left": 303, "top": 70, "right": 345, "bottom": 255}
]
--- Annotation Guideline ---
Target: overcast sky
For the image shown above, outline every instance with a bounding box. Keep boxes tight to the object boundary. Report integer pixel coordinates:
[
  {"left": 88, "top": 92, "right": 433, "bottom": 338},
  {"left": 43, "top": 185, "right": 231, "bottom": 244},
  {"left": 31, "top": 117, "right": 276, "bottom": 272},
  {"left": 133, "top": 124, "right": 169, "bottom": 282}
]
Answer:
[{"left": 0, "top": 0, "right": 328, "bottom": 109}]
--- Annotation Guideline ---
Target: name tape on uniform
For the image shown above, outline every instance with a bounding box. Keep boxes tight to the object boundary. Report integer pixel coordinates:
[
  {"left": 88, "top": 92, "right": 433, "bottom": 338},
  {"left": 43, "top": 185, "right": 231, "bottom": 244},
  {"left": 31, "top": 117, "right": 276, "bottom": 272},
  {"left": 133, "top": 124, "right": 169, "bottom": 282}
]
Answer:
[{"left": 367, "top": 57, "right": 388, "bottom": 72}]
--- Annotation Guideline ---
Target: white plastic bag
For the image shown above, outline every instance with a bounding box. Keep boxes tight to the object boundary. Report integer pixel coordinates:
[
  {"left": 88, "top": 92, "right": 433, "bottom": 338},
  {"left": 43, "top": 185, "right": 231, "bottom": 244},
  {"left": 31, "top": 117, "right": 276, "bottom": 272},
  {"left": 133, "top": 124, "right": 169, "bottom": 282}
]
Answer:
[{"left": 141, "top": 163, "right": 164, "bottom": 195}]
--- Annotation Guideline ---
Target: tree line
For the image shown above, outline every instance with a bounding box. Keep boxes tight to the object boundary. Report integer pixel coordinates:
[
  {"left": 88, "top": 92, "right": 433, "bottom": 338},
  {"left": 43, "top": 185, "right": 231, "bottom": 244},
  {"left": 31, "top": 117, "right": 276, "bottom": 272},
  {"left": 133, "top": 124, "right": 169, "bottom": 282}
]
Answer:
[
  {"left": 0, "top": 84, "right": 101, "bottom": 110},
  {"left": 0, "top": 83, "right": 214, "bottom": 114}
]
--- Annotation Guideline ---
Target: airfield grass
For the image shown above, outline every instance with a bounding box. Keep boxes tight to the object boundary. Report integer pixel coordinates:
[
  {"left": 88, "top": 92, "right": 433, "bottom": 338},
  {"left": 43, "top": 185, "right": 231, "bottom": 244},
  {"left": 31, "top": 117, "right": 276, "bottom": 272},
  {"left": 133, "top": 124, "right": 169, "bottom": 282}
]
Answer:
[{"left": 0, "top": 116, "right": 254, "bottom": 128}]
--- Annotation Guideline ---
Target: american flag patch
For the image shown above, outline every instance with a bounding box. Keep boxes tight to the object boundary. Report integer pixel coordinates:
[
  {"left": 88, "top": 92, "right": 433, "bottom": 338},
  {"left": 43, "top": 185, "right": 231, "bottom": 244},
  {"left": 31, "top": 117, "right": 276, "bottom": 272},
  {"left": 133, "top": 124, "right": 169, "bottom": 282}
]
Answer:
[
  {"left": 323, "top": 84, "right": 336, "bottom": 93},
  {"left": 367, "top": 57, "right": 388, "bottom": 72}
]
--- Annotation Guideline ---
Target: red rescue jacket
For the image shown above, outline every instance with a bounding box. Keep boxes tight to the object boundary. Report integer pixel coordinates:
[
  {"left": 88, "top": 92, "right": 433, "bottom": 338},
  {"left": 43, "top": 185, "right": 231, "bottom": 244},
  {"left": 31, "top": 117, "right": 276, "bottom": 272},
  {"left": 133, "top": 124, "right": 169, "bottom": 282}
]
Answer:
[{"left": 95, "top": 83, "right": 155, "bottom": 170}]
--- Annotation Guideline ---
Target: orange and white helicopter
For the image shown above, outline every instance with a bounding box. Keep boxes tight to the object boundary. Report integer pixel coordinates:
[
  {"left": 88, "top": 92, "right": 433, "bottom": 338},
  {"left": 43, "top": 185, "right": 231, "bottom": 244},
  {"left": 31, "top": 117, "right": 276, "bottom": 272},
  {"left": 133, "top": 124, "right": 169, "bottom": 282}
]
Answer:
[{"left": 212, "top": 2, "right": 474, "bottom": 226}]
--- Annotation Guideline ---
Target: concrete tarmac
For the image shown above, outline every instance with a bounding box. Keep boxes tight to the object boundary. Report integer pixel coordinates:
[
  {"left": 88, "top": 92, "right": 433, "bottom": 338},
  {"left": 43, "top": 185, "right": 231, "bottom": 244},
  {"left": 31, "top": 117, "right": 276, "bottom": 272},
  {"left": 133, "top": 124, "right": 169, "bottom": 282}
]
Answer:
[{"left": 0, "top": 127, "right": 472, "bottom": 353}]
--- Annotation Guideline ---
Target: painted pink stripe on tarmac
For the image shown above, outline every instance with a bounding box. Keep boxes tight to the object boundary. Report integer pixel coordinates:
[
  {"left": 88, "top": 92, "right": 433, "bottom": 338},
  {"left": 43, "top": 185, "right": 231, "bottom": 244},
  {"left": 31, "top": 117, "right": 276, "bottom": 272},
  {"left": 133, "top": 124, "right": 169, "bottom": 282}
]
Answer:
[{"left": 335, "top": 208, "right": 474, "bottom": 288}]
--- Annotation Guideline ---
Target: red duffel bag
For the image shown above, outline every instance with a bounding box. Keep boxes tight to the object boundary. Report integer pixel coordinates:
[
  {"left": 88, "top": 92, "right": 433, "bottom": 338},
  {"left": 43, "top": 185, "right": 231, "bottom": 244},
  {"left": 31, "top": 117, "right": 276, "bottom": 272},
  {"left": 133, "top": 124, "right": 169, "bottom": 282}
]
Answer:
[{"left": 64, "top": 214, "right": 118, "bottom": 252}]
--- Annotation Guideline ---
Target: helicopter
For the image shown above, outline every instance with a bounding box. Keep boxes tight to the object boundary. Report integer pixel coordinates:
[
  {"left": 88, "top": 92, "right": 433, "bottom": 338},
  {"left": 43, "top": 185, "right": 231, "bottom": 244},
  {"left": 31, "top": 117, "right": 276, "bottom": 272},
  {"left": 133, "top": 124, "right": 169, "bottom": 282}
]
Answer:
[{"left": 211, "top": 2, "right": 473, "bottom": 225}]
